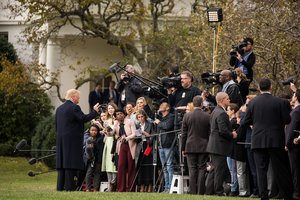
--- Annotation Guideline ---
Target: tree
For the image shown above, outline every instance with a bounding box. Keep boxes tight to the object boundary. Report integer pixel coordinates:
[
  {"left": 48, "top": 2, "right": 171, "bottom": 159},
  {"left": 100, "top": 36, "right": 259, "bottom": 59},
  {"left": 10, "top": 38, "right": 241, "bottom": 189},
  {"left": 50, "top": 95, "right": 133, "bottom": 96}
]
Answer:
[
  {"left": 6, "top": 0, "right": 300, "bottom": 97},
  {"left": 6, "top": 0, "right": 175, "bottom": 69},
  {"left": 0, "top": 58, "right": 53, "bottom": 155}
]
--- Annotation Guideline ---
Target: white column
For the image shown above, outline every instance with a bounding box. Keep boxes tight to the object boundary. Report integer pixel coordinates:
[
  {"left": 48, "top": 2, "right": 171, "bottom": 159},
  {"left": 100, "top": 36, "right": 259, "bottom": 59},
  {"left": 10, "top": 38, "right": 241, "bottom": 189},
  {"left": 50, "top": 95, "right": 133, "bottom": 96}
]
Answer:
[
  {"left": 46, "top": 39, "right": 61, "bottom": 71},
  {"left": 45, "top": 38, "right": 62, "bottom": 110},
  {"left": 38, "top": 43, "right": 47, "bottom": 65}
]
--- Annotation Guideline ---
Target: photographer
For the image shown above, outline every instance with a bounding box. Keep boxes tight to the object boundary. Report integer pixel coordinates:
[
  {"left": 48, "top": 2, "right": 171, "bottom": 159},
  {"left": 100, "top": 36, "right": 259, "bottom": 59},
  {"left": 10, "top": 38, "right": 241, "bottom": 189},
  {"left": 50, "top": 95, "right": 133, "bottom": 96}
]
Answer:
[
  {"left": 116, "top": 65, "right": 143, "bottom": 109},
  {"left": 168, "top": 71, "right": 201, "bottom": 109},
  {"left": 230, "top": 37, "right": 256, "bottom": 82}
]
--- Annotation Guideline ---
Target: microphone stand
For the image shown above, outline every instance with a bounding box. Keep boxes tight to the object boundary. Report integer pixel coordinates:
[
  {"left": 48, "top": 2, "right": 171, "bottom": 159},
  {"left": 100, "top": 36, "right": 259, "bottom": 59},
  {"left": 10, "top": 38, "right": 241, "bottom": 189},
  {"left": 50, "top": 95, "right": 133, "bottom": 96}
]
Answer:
[
  {"left": 15, "top": 149, "right": 56, "bottom": 153},
  {"left": 28, "top": 153, "right": 56, "bottom": 165}
]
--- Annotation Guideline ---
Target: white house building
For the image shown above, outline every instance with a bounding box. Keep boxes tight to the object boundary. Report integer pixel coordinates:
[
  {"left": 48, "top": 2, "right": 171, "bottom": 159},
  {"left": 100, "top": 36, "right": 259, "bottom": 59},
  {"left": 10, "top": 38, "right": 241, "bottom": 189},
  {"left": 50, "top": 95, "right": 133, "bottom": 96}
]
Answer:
[{"left": 0, "top": 0, "right": 193, "bottom": 113}]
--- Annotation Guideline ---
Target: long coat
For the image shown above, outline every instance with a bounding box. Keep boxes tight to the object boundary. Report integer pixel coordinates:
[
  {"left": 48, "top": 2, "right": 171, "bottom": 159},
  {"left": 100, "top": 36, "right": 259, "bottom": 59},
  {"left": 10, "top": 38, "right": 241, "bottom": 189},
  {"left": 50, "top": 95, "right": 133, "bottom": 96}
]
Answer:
[
  {"left": 114, "top": 118, "right": 137, "bottom": 160},
  {"left": 56, "top": 100, "right": 98, "bottom": 170},
  {"left": 206, "top": 105, "right": 233, "bottom": 156}
]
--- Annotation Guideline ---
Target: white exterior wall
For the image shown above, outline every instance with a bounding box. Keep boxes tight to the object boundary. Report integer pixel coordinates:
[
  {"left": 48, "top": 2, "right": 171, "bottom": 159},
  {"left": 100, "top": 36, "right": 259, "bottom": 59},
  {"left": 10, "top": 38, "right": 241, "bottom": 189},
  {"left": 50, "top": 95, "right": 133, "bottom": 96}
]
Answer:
[{"left": 0, "top": 0, "right": 194, "bottom": 113}]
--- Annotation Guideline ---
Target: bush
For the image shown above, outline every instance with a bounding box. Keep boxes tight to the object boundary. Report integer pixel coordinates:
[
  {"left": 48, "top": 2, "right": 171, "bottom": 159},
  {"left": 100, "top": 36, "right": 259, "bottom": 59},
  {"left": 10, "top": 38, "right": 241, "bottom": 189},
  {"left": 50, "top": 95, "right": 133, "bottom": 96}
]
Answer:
[
  {"left": 31, "top": 115, "right": 56, "bottom": 168},
  {"left": 0, "top": 44, "right": 53, "bottom": 156}
]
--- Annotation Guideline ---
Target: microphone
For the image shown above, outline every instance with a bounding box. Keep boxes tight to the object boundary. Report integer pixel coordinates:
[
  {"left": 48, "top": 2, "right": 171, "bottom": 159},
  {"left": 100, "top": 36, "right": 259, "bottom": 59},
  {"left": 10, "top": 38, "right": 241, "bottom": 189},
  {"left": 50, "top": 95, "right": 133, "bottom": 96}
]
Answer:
[
  {"left": 28, "top": 153, "right": 56, "bottom": 165},
  {"left": 27, "top": 170, "right": 55, "bottom": 177},
  {"left": 28, "top": 171, "right": 37, "bottom": 177},
  {"left": 108, "top": 62, "right": 121, "bottom": 73},
  {"left": 14, "top": 139, "right": 27, "bottom": 153}
]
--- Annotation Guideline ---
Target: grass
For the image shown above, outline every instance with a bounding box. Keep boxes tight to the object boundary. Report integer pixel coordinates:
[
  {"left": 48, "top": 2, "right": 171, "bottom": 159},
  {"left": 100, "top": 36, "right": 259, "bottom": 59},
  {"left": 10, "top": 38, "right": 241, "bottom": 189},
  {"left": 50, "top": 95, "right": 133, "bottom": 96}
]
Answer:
[{"left": 0, "top": 156, "right": 250, "bottom": 200}]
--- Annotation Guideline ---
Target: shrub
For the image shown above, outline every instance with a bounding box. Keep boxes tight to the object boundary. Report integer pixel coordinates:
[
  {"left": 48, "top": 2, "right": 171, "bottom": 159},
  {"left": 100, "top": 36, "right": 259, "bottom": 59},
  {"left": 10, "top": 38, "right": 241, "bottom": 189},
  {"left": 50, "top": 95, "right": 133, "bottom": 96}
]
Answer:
[{"left": 31, "top": 115, "right": 56, "bottom": 168}]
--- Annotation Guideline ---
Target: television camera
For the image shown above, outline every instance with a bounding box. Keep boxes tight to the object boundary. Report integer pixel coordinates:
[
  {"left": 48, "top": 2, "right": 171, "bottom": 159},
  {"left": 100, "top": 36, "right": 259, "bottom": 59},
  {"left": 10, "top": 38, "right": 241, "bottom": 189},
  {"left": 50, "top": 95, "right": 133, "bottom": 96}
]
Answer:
[
  {"left": 230, "top": 41, "right": 248, "bottom": 56},
  {"left": 201, "top": 69, "right": 238, "bottom": 86}
]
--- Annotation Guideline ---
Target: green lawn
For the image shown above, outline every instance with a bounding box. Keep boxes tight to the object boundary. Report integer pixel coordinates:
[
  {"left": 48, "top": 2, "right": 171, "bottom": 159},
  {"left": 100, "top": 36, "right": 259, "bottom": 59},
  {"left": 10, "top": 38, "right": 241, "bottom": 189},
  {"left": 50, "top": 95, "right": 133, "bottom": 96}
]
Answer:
[{"left": 0, "top": 156, "right": 249, "bottom": 200}]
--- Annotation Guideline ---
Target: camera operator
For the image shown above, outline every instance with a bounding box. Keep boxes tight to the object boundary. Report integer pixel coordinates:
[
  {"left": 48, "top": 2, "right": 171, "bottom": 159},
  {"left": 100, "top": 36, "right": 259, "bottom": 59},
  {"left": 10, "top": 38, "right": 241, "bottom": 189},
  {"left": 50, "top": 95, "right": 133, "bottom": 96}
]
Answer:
[
  {"left": 230, "top": 37, "right": 256, "bottom": 82},
  {"left": 116, "top": 65, "right": 143, "bottom": 109},
  {"left": 168, "top": 71, "right": 201, "bottom": 109}
]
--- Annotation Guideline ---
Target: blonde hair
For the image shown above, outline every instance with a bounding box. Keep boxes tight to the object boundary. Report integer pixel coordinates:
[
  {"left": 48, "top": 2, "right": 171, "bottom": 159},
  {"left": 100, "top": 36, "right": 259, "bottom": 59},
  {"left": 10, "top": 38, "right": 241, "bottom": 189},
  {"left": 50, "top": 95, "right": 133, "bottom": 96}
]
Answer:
[
  {"left": 65, "top": 89, "right": 80, "bottom": 100},
  {"left": 134, "top": 97, "right": 147, "bottom": 112},
  {"left": 235, "top": 68, "right": 248, "bottom": 81},
  {"left": 246, "top": 94, "right": 257, "bottom": 101}
]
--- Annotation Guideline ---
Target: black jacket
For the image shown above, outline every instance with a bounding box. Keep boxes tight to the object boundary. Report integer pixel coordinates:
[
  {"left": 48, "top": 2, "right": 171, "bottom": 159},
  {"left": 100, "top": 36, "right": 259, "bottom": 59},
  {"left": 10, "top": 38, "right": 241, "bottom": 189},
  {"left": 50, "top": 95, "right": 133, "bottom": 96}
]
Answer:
[
  {"left": 117, "top": 76, "right": 143, "bottom": 107},
  {"left": 206, "top": 105, "right": 233, "bottom": 156},
  {"left": 168, "top": 85, "right": 201, "bottom": 108},
  {"left": 89, "top": 90, "right": 104, "bottom": 111},
  {"left": 181, "top": 108, "right": 210, "bottom": 153},
  {"left": 230, "top": 51, "right": 256, "bottom": 81},
  {"left": 242, "top": 93, "right": 291, "bottom": 149},
  {"left": 285, "top": 105, "right": 300, "bottom": 150},
  {"left": 157, "top": 113, "right": 175, "bottom": 148}
]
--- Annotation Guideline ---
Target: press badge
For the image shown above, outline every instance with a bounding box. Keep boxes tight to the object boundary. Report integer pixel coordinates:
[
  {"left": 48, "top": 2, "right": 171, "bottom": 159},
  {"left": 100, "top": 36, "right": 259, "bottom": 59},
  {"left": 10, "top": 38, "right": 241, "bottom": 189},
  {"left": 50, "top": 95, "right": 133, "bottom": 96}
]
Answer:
[{"left": 182, "top": 92, "right": 185, "bottom": 98}]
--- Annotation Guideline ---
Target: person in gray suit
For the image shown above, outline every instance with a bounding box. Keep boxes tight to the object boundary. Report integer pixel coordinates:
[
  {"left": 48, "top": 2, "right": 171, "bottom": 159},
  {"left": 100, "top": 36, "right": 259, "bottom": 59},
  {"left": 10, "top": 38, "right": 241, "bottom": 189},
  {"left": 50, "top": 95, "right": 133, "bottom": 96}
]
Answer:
[
  {"left": 206, "top": 92, "right": 237, "bottom": 196},
  {"left": 181, "top": 95, "right": 210, "bottom": 194}
]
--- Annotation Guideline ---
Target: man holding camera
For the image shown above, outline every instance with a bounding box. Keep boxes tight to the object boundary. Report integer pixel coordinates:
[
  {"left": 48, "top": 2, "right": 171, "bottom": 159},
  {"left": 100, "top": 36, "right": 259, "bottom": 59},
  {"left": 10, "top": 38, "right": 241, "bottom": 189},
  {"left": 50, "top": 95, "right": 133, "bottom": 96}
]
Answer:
[
  {"left": 117, "top": 65, "right": 143, "bottom": 108},
  {"left": 230, "top": 37, "right": 256, "bottom": 82},
  {"left": 168, "top": 71, "right": 201, "bottom": 109}
]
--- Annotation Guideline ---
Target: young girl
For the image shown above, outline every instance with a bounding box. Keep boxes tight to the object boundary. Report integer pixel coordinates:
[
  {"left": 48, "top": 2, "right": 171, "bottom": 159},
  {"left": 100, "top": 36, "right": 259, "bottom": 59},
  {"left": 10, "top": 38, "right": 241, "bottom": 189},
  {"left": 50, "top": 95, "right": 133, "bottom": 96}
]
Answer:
[{"left": 84, "top": 124, "right": 104, "bottom": 192}]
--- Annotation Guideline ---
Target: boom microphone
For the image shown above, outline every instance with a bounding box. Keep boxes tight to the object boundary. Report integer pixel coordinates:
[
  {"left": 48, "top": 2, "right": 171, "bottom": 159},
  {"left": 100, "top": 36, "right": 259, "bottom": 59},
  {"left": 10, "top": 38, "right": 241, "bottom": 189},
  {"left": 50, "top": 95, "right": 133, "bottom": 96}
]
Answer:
[
  {"left": 27, "top": 170, "right": 55, "bottom": 177},
  {"left": 28, "top": 153, "right": 56, "bottom": 165},
  {"left": 108, "top": 62, "right": 121, "bottom": 73},
  {"left": 14, "top": 139, "right": 27, "bottom": 153}
]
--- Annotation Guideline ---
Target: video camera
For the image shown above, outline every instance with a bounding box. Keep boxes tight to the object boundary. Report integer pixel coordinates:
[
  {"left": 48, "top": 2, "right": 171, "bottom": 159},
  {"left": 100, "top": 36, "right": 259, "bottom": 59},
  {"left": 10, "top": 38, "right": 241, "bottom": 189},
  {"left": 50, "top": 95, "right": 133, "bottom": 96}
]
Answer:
[
  {"left": 201, "top": 69, "right": 237, "bottom": 86},
  {"left": 159, "top": 74, "right": 181, "bottom": 89},
  {"left": 142, "top": 74, "right": 181, "bottom": 102},
  {"left": 281, "top": 77, "right": 294, "bottom": 86},
  {"left": 201, "top": 72, "right": 221, "bottom": 85},
  {"left": 230, "top": 41, "right": 247, "bottom": 56}
]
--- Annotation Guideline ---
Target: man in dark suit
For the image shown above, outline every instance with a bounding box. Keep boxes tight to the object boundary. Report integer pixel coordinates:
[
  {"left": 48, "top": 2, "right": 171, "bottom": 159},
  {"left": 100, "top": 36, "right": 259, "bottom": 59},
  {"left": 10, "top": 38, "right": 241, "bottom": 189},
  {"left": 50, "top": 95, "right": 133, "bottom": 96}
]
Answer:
[
  {"left": 242, "top": 78, "right": 293, "bottom": 200},
  {"left": 286, "top": 89, "right": 300, "bottom": 199},
  {"left": 206, "top": 92, "right": 237, "bottom": 196},
  {"left": 103, "top": 80, "right": 119, "bottom": 105},
  {"left": 181, "top": 95, "right": 210, "bottom": 194},
  {"left": 56, "top": 89, "right": 100, "bottom": 191},
  {"left": 88, "top": 82, "right": 104, "bottom": 111}
]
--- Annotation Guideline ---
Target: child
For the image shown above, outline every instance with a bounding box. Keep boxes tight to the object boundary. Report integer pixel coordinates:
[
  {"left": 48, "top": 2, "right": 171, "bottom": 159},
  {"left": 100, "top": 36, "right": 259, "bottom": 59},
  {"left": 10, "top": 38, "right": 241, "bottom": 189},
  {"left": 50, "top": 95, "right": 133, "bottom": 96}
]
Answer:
[{"left": 84, "top": 124, "right": 104, "bottom": 192}]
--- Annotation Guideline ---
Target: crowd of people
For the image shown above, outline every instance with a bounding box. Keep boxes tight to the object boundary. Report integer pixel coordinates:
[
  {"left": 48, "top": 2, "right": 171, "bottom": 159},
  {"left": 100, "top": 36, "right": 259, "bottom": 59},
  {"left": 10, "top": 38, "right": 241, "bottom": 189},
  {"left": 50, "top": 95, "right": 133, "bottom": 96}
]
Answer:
[{"left": 55, "top": 38, "right": 300, "bottom": 200}]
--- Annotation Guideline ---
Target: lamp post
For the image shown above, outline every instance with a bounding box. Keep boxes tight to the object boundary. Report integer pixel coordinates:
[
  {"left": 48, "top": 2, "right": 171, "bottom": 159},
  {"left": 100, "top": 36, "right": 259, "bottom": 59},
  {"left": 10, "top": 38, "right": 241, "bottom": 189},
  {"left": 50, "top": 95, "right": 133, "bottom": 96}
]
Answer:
[{"left": 207, "top": 8, "right": 223, "bottom": 74}]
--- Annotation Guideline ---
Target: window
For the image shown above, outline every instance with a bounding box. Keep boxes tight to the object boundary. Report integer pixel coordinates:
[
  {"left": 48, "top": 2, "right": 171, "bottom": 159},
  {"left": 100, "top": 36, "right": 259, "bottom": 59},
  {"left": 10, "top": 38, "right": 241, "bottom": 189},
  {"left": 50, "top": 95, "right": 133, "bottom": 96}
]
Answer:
[{"left": 0, "top": 32, "right": 8, "bottom": 42}]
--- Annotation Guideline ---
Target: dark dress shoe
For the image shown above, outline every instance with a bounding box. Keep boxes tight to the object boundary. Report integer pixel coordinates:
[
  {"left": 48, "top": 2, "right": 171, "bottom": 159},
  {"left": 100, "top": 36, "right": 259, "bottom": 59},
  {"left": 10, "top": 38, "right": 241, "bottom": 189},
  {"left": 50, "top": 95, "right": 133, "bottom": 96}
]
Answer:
[{"left": 229, "top": 191, "right": 239, "bottom": 196}]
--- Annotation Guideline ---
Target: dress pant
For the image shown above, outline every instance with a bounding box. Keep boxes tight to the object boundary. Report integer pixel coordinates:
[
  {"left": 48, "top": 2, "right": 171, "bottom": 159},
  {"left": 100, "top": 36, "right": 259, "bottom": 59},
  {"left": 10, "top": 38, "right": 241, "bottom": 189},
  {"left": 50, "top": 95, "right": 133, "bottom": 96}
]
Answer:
[
  {"left": 253, "top": 148, "right": 293, "bottom": 200},
  {"left": 186, "top": 153, "right": 208, "bottom": 194},
  {"left": 289, "top": 147, "right": 300, "bottom": 198},
  {"left": 117, "top": 142, "right": 136, "bottom": 192},
  {"left": 247, "top": 147, "right": 259, "bottom": 195},
  {"left": 57, "top": 168, "right": 78, "bottom": 191},
  {"left": 210, "top": 154, "right": 228, "bottom": 195}
]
